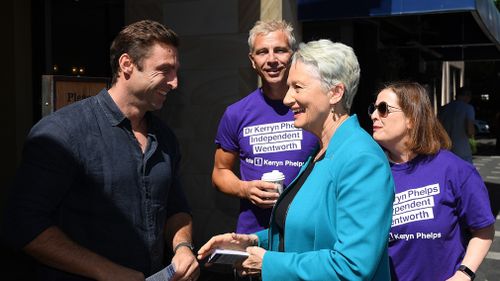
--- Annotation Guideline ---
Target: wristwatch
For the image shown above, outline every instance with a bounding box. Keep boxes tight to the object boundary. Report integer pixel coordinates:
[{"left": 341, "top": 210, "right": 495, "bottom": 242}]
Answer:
[
  {"left": 173, "top": 241, "right": 194, "bottom": 254},
  {"left": 458, "top": 265, "right": 476, "bottom": 280}
]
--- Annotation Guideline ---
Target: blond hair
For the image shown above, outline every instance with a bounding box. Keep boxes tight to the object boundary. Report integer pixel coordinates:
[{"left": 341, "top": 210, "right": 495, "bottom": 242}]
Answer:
[{"left": 248, "top": 20, "right": 295, "bottom": 52}]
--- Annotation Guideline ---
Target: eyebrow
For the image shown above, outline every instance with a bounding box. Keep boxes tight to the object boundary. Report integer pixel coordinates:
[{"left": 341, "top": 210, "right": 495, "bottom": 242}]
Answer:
[{"left": 158, "top": 61, "right": 180, "bottom": 69}]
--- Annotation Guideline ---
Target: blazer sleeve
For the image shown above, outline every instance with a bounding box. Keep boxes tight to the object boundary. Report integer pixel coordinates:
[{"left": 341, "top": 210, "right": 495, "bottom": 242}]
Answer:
[{"left": 255, "top": 229, "right": 269, "bottom": 250}]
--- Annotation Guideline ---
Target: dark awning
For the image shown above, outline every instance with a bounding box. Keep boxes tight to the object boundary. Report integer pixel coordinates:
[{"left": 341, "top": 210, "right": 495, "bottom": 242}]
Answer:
[{"left": 298, "top": 0, "right": 500, "bottom": 61}]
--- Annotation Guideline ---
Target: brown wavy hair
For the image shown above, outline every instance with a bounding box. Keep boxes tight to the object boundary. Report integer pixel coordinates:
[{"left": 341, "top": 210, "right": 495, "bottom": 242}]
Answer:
[
  {"left": 384, "top": 81, "right": 451, "bottom": 155},
  {"left": 109, "top": 20, "right": 179, "bottom": 85}
]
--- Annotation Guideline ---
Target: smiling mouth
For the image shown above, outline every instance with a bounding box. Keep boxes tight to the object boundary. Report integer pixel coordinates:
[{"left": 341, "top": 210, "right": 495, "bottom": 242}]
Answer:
[
  {"left": 158, "top": 90, "right": 169, "bottom": 96},
  {"left": 292, "top": 108, "right": 305, "bottom": 114},
  {"left": 266, "top": 68, "right": 282, "bottom": 74}
]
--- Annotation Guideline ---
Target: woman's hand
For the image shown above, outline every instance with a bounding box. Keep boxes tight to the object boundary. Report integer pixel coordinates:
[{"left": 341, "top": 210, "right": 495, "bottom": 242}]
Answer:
[
  {"left": 445, "top": 270, "right": 474, "bottom": 281},
  {"left": 197, "top": 233, "right": 258, "bottom": 261},
  {"left": 239, "top": 246, "right": 266, "bottom": 277}
]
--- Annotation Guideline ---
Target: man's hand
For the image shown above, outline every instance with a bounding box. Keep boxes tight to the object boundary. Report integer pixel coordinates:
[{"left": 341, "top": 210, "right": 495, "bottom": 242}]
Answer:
[
  {"left": 212, "top": 148, "right": 279, "bottom": 208},
  {"left": 171, "top": 247, "right": 199, "bottom": 281},
  {"left": 242, "top": 180, "right": 280, "bottom": 208},
  {"left": 165, "top": 213, "right": 198, "bottom": 281}
]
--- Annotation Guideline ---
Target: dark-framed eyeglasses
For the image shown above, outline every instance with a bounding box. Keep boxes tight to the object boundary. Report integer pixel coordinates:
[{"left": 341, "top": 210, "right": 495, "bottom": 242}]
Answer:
[{"left": 368, "top": 101, "right": 402, "bottom": 117}]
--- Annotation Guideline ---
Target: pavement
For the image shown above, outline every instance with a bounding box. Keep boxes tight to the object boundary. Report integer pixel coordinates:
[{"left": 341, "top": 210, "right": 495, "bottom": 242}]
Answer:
[{"left": 472, "top": 138, "right": 500, "bottom": 281}]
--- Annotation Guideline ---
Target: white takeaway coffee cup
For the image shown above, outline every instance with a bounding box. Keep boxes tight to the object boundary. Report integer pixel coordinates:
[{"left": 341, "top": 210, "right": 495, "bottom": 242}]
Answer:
[{"left": 261, "top": 170, "right": 286, "bottom": 194}]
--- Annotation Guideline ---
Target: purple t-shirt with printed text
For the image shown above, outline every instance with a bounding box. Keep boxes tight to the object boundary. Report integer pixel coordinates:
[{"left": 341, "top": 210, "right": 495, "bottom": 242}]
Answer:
[
  {"left": 215, "top": 88, "right": 318, "bottom": 234},
  {"left": 388, "top": 150, "right": 494, "bottom": 281}
]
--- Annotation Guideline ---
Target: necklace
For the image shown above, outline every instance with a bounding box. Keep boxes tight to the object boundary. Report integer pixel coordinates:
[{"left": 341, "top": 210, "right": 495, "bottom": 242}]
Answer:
[
  {"left": 333, "top": 114, "right": 348, "bottom": 131},
  {"left": 314, "top": 114, "right": 349, "bottom": 162}
]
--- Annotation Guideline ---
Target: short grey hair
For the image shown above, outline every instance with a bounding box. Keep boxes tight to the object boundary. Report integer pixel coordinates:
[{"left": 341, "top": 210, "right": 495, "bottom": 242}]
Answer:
[
  {"left": 292, "top": 39, "right": 360, "bottom": 113},
  {"left": 248, "top": 20, "right": 296, "bottom": 52}
]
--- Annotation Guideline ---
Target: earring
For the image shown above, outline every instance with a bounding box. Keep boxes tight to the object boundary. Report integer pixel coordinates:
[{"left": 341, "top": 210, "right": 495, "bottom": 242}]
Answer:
[{"left": 331, "top": 107, "right": 335, "bottom": 114}]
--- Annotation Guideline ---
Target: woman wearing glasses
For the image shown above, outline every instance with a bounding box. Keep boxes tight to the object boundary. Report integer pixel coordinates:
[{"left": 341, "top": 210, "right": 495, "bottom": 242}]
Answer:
[
  {"left": 369, "top": 81, "right": 495, "bottom": 281},
  {"left": 198, "top": 40, "right": 394, "bottom": 280}
]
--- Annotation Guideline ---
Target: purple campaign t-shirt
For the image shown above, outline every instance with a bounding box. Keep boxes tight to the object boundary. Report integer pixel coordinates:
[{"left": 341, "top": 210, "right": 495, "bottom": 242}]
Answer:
[
  {"left": 388, "top": 150, "right": 494, "bottom": 281},
  {"left": 215, "top": 88, "right": 318, "bottom": 234}
]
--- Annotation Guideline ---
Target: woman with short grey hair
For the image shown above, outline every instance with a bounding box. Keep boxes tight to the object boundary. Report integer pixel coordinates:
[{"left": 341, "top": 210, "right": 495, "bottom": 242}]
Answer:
[
  {"left": 292, "top": 39, "right": 359, "bottom": 112},
  {"left": 198, "top": 39, "right": 394, "bottom": 281}
]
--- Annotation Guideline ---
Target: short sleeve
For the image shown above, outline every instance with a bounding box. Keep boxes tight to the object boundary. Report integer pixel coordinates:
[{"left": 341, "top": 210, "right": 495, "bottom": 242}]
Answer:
[
  {"left": 215, "top": 108, "right": 240, "bottom": 152},
  {"left": 455, "top": 166, "right": 495, "bottom": 230}
]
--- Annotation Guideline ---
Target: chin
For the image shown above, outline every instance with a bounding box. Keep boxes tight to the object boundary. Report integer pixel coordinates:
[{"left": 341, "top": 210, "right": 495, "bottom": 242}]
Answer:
[
  {"left": 372, "top": 136, "right": 386, "bottom": 146},
  {"left": 151, "top": 102, "right": 164, "bottom": 111},
  {"left": 293, "top": 120, "right": 305, "bottom": 129}
]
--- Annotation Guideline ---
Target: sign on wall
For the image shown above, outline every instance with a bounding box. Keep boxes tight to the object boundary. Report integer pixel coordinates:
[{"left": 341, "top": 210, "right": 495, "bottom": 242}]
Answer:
[{"left": 41, "top": 75, "right": 110, "bottom": 116}]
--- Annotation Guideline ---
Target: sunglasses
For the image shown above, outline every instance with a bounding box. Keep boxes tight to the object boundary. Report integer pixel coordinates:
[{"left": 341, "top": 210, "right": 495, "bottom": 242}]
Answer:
[{"left": 368, "top": 101, "right": 402, "bottom": 117}]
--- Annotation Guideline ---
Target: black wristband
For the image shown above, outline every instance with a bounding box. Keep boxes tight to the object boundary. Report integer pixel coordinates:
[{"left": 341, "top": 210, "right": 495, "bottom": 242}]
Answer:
[
  {"left": 458, "top": 265, "right": 476, "bottom": 280},
  {"left": 173, "top": 241, "right": 194, "bottom": 254}
]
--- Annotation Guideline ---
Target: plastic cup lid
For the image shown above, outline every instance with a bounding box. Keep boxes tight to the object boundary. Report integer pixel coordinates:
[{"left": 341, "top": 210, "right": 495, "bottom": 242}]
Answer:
[{"left": 261, "top": 170, "right": 285, "bottom": 181}]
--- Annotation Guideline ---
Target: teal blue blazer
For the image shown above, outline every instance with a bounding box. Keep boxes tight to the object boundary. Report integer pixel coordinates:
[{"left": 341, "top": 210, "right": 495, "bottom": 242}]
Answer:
[{"left": 256, "top": 115, "right": 394, "bottom": 281}]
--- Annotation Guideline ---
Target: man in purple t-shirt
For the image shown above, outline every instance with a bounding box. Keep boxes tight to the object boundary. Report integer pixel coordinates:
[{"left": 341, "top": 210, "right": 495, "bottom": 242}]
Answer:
[{"left": 212, "top": 20, "right": 317, "bottom": 234}]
